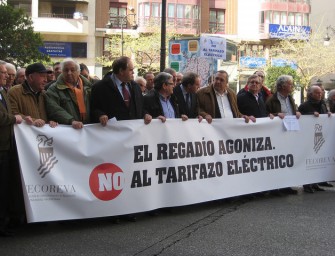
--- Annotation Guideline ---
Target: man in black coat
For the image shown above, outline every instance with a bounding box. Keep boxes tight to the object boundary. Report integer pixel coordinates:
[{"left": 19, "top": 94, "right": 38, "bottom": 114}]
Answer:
[
  {"left": 298, "top": 85, "right": 332, "bottom": 193},
  {"left": 90, "top": 56, "right": 151, "bottom": 125},
  {"left": 237, "top": 74, "right": 269, "bottom": 118},
  {"left": 143, "top": 72, "right": 187, "bottom": 122},
  {"left": 173, "top": 72, "right": 201, "bottom": 120}
]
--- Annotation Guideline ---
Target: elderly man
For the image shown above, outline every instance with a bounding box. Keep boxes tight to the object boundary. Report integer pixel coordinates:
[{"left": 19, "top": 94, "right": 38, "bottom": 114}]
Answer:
[
  {"left": 238, "top": 70, "right": 272, "bottom": 102},
  {"left": 298, "top": 86, "right": 332, "bottom": 193},
  {"left": 144, "top": 71, "right": 155, "bottom": 93},
  {"left": 0, "top": 60, "right": 23, "bottom": 236},
  {"left": 176, "top": 72, "right": 183, "bottom": 87},
  {"left": 45, "top": 66, "right": 55, "bottom": 83},
  {"left": 237, "top": 74, "right": 271, "bottom": 118},
  {"left": 328, "top": 89, "right": 335, "bottom": 113},
  {"left": 4, "top": 63, "right": 16, "bottom": 93},
  {"left": 46, "top": 58, "right": 92, "bottom": 129},
  {"left": 14, "top": 68, "right": 26, "bottom": 85},
  {"left": 197, "top": 70, "right": 251, "bottom": 124},
  {"left": 173, "top": 71, "right": 201, "bottom": 120},
  {"left": 266, "top": 75, "right": 300, "bottom": 195},
  {"left": 163, "top": 67, "right": 177, "bottom": 87},
  {"left": 143, "top": 72, "right": 187, "bottom": 122},
  {"left": 91, "top": 56, "right": 151, "bottom": 127},
  {"left": 266, "top": 75, "right": 301, "bottom": 119},
  {"left": 8, "top": 63, "right": 57, "bottom": 128},
  {"left": 135, "top": 76, "right": 147, "bottom": 95}
]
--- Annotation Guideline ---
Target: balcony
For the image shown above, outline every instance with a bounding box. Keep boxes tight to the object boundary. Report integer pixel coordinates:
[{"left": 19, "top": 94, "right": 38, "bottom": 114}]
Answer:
[
  {"left": 32, "top": 13, "right": 89, "bottom": 35},
  {"left": 137, "top": 17, "right": 199, "bottom": 35}
]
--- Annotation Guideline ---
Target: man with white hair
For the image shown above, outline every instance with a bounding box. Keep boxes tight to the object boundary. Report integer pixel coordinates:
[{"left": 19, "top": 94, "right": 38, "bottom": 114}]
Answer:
[
  {"left": 0, "top": 60, "right": 22, "bottom": 236},
  {"left": 4, "top": 63, "right": 16, "bottom": 93},
  {"left": 46, "top": 58, "right": 92, "bottom": 129}
]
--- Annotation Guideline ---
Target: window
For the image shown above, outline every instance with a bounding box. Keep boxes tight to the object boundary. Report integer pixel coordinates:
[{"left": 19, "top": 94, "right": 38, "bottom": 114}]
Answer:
[
  {"left": 281, "top": 12, "right": 287, "bottom": 25},
  {"left": 107, "top": 6, "right": 127, "bottom": 28},
  {"left": 288, "top": 13, "right": 294, "bottom": 25},
  {"left": 176, "top": 4, "right": 183, "bottom": 19},
  {"left": 185, "top": 5, "right": 192, "bottom": 19},
  {"left": 152, "top": 3, "right": 160, "bottom": 17},
  {"left": 295, "top": 13, "right": 302, "bottom": 25},
  {"left": 52, "top": 5, "right": 75, "bottom": 18},
  {"left": 303, "top": 13, "right": 309, "bottom": 26},
  {"left": 210, "top": 9, "right": 225, "bottom": 33},
  {"left": 144, "top": 3, "right": 150, "bottom": 16},
  {"left": 168, "top": 4, "right": 175, "bottom": 18},
  {"left": 273, "top": 11, "right": 280, "bottom": 24}
]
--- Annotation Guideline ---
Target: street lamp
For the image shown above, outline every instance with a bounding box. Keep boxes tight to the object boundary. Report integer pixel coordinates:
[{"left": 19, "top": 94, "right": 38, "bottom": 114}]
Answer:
[
  {"left": 106, "top": 8, "right": 138, "bottom": 56},
  {"left": 324, "top": 25, "right": 335, "bottom": 46}
]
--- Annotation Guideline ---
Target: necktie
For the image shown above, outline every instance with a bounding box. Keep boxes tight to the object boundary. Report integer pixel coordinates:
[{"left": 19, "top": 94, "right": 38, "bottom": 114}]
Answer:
[
  {"left": 121, "top": 82, "right": 131, "bottom": 108},
  {"left": 0, "top": 91, "right": 7, "bottom": 109},
  {"left": 186, "top": 93, "right": 191, "bottom": 112}
]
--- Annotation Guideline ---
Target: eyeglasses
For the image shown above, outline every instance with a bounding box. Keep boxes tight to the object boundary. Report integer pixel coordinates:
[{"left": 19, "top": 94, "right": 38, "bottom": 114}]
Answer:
[
  {"left": 8, "top": 74, "right": 15, "bottom": 78},
  {"left": 166, "top": 82, "right": 174, "bottom": 86},
  {"left": 47, "top": 71, "right": 54, "bottom": 74}
]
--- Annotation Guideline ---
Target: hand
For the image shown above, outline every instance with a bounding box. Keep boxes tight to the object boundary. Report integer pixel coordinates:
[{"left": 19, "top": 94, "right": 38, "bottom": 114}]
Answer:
[
  {"left": 205, "top": 115, "right": 212, "bottom": 124},
  {"left": 181, "top": 114, "right": 188, "bottom": 121},
  {"left": 328, "top": 112, "right": 332, "bottom": 117},
  {"left": 249, "top": 115, "right": 256, "bottom": 123},
  {"left": 72, "top": 120, "right": 83, "bottom": 129},
  {"left": 242, "top": 115, "right": 250, "bottom": 123},
  {"left": 24, "top": 116, "right": 33, "bottom": 125},
  {"left": 49, "top": 121, "right": 58, "bottom": 128},
  {"left": 33, "top": 119, "right": 45, "bottom": 127},
  {"left": 99, "top": 115, "right": 108, "bottom": 126},
  {"left": 295, "top": 112, "right": 301, "bottom": 119},
  {"left": 313, "top": 111, "right": 320, "bottom": 117},
  {"left": 15, "top": 115, "right": 23, "bottom": 124},
  {"left": 197, "top": 115, "right": 203, "bottom": 123},
  {"left": 278, "top": 113, "right": 285, "bottom": 119},
  {"left": 144, "top": 114, "right": 152, "bottom": 124},
  {"left": 157, "top": 115, "right": 166, "bottom": 123},
  {"left": 269, "top": 113, "right": 274, "bottom": 119}
]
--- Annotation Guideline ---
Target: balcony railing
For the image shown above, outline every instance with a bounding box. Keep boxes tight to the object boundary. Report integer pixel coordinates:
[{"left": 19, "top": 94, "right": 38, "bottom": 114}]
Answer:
[
  {"left": 209, "top": 22, "right": 225, "bottom": 34},
  {"left": 138, "top": 17, "right": 200, "bottom": 33},
  {"left": 40, "top": 13, "right": 88, "bottom": 20}
]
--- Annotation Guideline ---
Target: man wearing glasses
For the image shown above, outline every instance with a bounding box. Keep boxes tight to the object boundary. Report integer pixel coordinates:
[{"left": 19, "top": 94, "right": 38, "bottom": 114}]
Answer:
[
  {"left": 143, "top": 72, "right": 188, "bottom": 122},
  {"left": 237, "top": 70, "right": 272, "bottom": 102}
]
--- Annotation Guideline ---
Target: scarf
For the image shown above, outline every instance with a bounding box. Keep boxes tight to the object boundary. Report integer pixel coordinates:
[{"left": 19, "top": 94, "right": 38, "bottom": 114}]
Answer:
[{"left": 65, "top": 78, "right": 86, "bottom": 121}]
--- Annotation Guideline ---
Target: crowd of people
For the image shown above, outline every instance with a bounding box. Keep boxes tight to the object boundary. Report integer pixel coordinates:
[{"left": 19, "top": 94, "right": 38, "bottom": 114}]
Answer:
[{"left": 1, "top": 56, "right": 334, "bottom": 236}]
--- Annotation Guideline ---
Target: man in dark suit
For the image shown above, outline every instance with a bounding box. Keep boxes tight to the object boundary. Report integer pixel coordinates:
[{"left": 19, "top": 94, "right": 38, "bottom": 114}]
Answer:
[
  {"left": 0, "top": 60, "right": 23, "bottom": 236},
  {"left": 173, "top": 72, "right": 201, "bottom": 121},
  {"left": 143, "top": 72, "right": 188, "bottom": 122},
  {"left": 91, "top": 56, "right": 152, "bottom": 125}
]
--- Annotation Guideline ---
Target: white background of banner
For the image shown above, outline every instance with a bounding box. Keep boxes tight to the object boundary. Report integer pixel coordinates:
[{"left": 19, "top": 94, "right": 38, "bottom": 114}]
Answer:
[{"left": 14, "top": 115, "right": 335, "bottom": 222}]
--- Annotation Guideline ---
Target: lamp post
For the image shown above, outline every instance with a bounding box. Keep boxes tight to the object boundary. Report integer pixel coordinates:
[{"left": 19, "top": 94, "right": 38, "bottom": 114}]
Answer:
[
  {"left": 324, "top": 25, "right": 335, "bottom": 46},
  {"left": 106, "top": 8, "right": 138, "bottom": 56}
]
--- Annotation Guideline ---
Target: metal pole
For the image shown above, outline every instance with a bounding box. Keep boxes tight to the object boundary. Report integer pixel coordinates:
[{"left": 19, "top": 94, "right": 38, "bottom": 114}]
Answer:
[
  {"left": 160, "top": 0, "right": 167, "bottom": 71},
  {"left": 121, "top": 16, "right": 124, "bottom": 56}
]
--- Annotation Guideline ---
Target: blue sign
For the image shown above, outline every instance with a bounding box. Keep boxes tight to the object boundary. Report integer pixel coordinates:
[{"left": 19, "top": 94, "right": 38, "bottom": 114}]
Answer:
[
  {"left": 271, "top": 58, "right": 297, "bottom": 70},
  {"left": 269, "top": 24, "right": 311, "bottom": 39},
  {"left": 239, "top": 57, "right": 267, "bottom": 69},
  {"left": 39, "top": 42, "right": 87, "bottom": 58}
]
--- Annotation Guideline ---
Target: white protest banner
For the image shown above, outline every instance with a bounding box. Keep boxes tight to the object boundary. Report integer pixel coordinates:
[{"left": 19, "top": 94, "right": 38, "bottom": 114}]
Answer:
[
  {"left": 14, "top": 115, "right": 335, "bottom": 223},
  {"left": 200, "top": 34, "right": 226, "bottom": 59}
]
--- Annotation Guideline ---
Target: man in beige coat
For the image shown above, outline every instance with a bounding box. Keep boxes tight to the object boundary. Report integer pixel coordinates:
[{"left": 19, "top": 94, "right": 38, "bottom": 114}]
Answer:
[
  {"left": 197, "top": 70, "right": 251, "bottom": 123},
  {"left": 9, "top": 63, "right": 57, "bottom": 128}
]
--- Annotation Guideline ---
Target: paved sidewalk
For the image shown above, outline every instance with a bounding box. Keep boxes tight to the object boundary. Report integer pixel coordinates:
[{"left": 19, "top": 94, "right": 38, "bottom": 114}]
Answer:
[{"left": 1, "top": 186, "right": 335, "bottom": 256}]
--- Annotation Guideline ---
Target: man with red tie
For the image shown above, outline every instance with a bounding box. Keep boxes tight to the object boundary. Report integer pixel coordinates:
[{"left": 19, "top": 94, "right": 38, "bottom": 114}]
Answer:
[{"left": 91, "top": 56, "right": 152, "bottom": 126}]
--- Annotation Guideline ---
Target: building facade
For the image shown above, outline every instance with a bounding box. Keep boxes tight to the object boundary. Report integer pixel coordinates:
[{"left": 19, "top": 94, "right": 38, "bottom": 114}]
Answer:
[{"left": 6, "top": 0, "right": 313, "bottom": 87}]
